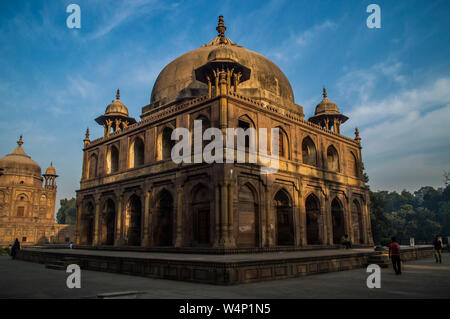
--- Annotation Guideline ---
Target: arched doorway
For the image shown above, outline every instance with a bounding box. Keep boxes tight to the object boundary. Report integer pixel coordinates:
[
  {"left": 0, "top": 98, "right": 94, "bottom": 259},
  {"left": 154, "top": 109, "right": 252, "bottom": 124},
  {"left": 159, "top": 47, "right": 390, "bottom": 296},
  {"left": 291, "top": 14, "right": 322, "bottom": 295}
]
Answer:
[
  {"left": 125, "top": 195, "right": 142, "bottom": 246},
  {"left": 302, "top": 137, "right": 317, "bottom": 166},
  {"left": 237, "top": 184, "right": 258, "bottom": 248},
  {"left": 327, "top": 145, "right": 339, "bottom": 172},
  {"left": 274, "top": 190, "right": 294, "bottom": 246},
  {"left": 192, "top": 185, "right": 211, "bottom": 246},
  {"left": 154, "top": 189, "right": 173, "bottom": 246},
  {"left": 331, "top": 198, "right": 345, "bottom": 244},
  {"left": 81, "top": 202, "right": 95, "bottom": 245},
  {"left": 101, "top": 199, "right": 115, "bottom": 245},
  {"left": 305, "top": 194, "right": 321, "bottom": 245},
  {"left": 351, "top": 199, "right": 364, "bottom": 244}
]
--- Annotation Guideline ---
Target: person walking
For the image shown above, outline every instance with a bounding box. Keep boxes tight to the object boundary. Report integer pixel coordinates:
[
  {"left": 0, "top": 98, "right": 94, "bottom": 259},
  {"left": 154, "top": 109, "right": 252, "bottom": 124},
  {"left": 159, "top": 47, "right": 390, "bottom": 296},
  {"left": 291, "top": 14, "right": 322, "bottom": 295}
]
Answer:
[
  {"left": 388, "top": 237, "right": 401, "bottom": 275},
  {"left": 10, "top": 238, "right": 21, "bottom": 260},
  {"left": 433, "top": 236, "right": 443, "bottom": 264}
]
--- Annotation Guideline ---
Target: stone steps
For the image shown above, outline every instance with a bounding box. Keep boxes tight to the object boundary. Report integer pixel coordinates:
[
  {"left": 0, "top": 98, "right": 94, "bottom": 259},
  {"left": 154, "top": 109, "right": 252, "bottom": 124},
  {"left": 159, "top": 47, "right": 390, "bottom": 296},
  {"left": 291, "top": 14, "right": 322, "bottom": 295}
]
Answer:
[
  {"left": 45, "top": 257, "right": 81, "bottom": 271},
  {"left": 367, "top": 253, "right": 390, "bottom": 268}
]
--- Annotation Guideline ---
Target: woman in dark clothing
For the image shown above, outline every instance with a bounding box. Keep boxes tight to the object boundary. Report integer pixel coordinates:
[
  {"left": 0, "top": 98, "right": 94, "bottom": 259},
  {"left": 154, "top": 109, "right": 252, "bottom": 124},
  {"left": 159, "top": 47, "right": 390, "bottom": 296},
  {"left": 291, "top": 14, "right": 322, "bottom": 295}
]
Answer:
[{"left": 10, "top": 238, "right": 20, "bottom": 259}]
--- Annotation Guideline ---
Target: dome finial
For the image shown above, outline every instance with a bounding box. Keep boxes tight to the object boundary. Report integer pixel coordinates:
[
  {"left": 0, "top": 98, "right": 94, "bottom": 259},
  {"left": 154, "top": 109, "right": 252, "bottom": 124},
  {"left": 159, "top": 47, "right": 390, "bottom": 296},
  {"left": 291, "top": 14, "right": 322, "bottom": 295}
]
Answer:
[
  {"left": 116, "top": 88, "right": 120, "bottom": 100},
  {"left": 216, "top": 16, "right": 227, "bottom": 40},
  {"left": 17, "top": 135, "right": 23, "bottom": 147},
  {"left": 323, "top": 86, "right": 327, "bottom": 99}
]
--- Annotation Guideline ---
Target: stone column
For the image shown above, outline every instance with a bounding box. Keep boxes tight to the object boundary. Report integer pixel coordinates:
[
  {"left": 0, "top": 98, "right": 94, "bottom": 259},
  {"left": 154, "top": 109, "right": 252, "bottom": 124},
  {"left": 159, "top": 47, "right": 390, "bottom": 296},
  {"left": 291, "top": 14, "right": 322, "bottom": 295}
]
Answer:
[
  {"left": 227, "top": 181, "right": 235, "bottom": 247},
  {"left": 175, "top": 186, "right": 184, "bottom": 247},
  {"left": 327, "top": 200, "right": 334, "bottom": 245},
  {"left": 114, "top": 195, "right": 123, "bottom": 246},
  {"left": 93, "top": 197, "right": 101, "bottom": 246},
  {"left": 343, "top": 198, "right": 352, "bottom": 243},
  {"left": 220, "top": 182, "right": 229, "bottom": 246},
  {"left": 142, "top": 191, "right": 151, "bottom": 247},
  {"left": 265, "top": 186, "right": 273, "bottom": 247},
  {"left": 214, "top": 184, "right": 221, "bottom": 247},
  {"left": 298, "top": 191, "right": 307, "bottom": 246},
  {"left": 321, "top": 197, "right": 329, "bottom": 245},
  {"left": 75, "top": 199, "right": 82, "bottom": 245}
]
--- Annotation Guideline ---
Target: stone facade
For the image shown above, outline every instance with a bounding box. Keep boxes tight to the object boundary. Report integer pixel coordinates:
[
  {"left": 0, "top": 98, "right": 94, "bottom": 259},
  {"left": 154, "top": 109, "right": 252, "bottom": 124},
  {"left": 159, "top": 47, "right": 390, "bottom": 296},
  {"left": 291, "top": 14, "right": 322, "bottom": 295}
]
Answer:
[
  {"left": 0, "top": 136, "right": 75, "bottom": 246},
  {"left": 76, "top": 16, "right": 373, "bottom": 251}
]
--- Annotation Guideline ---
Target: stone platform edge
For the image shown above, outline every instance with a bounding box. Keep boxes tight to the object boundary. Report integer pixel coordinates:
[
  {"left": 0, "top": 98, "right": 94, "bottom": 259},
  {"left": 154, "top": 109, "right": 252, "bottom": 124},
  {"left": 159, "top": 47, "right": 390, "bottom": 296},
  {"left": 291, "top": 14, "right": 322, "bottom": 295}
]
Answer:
[{"left": 16, "top": 246, "right": 433, "bottom": 285}]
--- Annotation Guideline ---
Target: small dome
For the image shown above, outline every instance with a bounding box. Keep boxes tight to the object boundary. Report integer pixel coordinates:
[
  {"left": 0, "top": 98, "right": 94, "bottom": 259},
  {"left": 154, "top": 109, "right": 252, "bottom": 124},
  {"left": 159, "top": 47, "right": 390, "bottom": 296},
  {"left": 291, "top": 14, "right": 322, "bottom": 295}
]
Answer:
[
  {"left": 0, "top": 136, "right": 42, "bottom": 178},
  {"left": 45, "top": 162, "right": 57, "bottom": 176},
  {"left": 207, "top": 46, "right": 239, "bottom": 62},
  {"left": 314, "top": 88, "right": 340, "bottom": 115},
  {"left": 105, "top": 89, "right": 129, "bottom": 117}
]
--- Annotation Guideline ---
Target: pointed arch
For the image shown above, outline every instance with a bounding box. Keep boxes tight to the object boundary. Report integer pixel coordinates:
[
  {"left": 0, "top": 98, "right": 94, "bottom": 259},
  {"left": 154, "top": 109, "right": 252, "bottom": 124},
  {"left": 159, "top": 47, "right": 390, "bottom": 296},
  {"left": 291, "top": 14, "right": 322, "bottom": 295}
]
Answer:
[
  {"left": 276, "top": 126, "right": 290, "bottom": 159},
  {"left": 88, "top": 153, "right": 98, "bottom": 178},
  {"left": 327, "top": 145, "right": 339, "bottom": 172},
  {"left": 129, "top": 137, "right": 144, "bottom": 168},
  {"left": 305, "top": 193, "right": 321, "bottom": 245},
  {"left": 302, "top": 136, "right": 317, "bottom": 166},
  {"left": 154, "top": 189, "right": 174, "bottom": 246},
  {"left": 157, "top": 126, "right": 175, "bottom": 161},
  {"left": 347, "top": 151, "right": 359, "bottom": 177},
  {"left": 331, "top": 197, "right": 345, "bottom": 244},
  {"left": 274, "top": 188, "right": 294, "bottom": 246},
  {"left": 124, "top": 194, "right": 142, "bottom": 246},
  {"left": 81, "top": 201, "right": 95, "bottom": 245},
  {"left": 107, "top": 145, "right": 119, "bottom": 174},
  {"left": 351, "top": 199, "right": 364, "bottom": 244},
  {"left": 101, "top": 198, "right": 116, "bottom": 245},
  {"left": 191, "top": 183, "right": 211, "bottom": 246},
  {"left": 237, "top": 183, "right": 259, "bottom": 247}
]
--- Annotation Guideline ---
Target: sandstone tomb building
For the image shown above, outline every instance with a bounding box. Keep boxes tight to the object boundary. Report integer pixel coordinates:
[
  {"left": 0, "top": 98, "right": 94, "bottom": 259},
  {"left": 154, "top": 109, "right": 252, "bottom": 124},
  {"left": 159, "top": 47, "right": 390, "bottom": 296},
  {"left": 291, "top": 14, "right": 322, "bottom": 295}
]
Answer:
[{"left": 76, "top": 17, "right": 373, "bottom": 250}]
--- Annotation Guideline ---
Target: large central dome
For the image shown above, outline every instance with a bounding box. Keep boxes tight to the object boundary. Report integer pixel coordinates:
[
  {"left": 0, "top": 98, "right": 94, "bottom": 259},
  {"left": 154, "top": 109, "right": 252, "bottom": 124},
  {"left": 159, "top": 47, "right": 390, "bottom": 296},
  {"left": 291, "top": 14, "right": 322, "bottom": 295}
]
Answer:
[{"left": 148, "top": 16, "right": 302, "bottom": 115}]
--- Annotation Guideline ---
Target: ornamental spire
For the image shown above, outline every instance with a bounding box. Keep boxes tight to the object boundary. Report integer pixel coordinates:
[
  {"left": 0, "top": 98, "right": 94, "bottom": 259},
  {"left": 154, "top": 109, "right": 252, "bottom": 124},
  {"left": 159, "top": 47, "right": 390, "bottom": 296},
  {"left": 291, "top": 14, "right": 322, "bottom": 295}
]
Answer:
[
  {"left": 116, "top": 88, "right": 120, "bottom": 100},
  {"left": 17, "top": 135, "right": 23, "bottom": 147},
  {"left": 355, "top": 127, "right": 361, "bottom": 143},
  {"left": 216, "top": 16, "right": 226, "bottom": 43},
  {"left": 323, "top": 86, "right": 327, "bottom": 99}
]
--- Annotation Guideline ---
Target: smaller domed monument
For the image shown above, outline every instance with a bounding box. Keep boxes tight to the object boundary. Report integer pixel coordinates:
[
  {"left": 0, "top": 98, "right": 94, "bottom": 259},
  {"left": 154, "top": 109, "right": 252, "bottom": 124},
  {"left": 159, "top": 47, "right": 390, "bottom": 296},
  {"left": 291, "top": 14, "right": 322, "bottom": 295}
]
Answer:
[{"left": 0, "top": 136, "right": 74, "bottom": 246}]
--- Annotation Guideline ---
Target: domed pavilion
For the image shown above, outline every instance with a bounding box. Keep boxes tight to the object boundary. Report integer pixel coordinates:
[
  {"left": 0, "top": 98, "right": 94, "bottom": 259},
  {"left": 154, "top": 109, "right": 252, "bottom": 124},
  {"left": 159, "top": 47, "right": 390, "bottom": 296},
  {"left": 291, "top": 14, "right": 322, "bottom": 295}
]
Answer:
[{"left": 76, "top": 16, "right": 373, "bottom": 250}]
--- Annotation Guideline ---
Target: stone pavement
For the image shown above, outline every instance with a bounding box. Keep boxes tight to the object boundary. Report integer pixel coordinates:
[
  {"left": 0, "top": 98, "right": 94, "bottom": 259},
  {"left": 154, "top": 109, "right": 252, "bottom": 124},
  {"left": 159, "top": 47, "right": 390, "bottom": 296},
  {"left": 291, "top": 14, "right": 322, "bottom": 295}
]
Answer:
[{"left": 0, "top": 253, "right": 449, "bottom": 298}]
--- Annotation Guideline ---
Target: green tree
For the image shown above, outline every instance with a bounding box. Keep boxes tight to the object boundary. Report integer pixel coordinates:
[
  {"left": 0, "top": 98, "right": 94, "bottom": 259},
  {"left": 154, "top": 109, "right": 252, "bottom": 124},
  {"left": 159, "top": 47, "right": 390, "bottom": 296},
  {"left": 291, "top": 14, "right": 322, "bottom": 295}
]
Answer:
[{"left": 56, "top": 198, "right": 76, "bottom": 224}]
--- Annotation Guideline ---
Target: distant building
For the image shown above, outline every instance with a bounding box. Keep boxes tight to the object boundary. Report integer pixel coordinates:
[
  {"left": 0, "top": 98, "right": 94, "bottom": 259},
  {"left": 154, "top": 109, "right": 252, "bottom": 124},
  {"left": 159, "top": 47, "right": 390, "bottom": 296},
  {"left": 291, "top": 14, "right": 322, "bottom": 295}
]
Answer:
[
  {"left": 0, "top": 136, "right": 74, "bottom": 246},
  {"left": 76, "top": 17, "right": 373, "bottom": 250}
]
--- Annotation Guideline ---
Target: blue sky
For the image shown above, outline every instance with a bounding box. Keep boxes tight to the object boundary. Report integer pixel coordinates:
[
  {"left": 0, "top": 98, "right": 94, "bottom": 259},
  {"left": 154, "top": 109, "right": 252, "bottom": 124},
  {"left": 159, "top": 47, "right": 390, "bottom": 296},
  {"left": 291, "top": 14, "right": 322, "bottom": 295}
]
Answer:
[{"left": 0, "top": 0, "right": 449, "bottom": 210}]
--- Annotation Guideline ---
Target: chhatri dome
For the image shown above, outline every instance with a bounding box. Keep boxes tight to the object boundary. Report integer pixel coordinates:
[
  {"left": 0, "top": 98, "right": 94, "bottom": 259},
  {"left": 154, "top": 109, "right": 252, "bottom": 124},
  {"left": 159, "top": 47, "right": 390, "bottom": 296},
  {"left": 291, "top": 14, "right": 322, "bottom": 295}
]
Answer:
[
  {"left": 149, "top": 16, "right": 303, "bottom": 115},
  {"left": 0, "top": 136, "right": 42, "bottom": 181},
  {"left": 95, "top": 89, "right": 136, "bottom": 137}
]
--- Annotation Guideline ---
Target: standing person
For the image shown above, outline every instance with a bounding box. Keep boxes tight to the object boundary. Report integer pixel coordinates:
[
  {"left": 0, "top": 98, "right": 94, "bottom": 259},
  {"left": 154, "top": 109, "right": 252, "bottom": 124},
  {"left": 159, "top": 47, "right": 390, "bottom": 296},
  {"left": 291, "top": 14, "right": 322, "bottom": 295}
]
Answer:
[
  {"left": 433, "top": 236, "right": 443, "bottom": 264},
  {"left": 388, "top": 237, "right": 401, "bottom": 275},
  {"left": 10, "top": 238, "right": 21, "bottom": 260},
  {"left": 69, "top": 242, "right": 73, "bottom": 249}
]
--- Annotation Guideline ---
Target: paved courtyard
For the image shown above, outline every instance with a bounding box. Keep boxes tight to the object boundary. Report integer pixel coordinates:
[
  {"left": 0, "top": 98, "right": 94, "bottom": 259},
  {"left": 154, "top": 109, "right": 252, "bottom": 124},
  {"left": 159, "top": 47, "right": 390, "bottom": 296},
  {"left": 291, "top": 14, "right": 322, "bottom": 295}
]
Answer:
[{"left": 0, "top": 254, "right": 448, "bottom": 299}]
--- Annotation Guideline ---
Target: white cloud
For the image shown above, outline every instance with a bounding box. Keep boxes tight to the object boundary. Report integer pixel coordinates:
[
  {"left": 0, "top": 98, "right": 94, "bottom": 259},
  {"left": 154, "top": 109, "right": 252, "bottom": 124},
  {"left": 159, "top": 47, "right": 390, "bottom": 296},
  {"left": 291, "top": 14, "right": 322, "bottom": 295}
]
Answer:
[
  {"left": 267, "top": 20, "right": 337, "bottom": 62},
  {"left": 350, "top": 77, "right": 450, "bottom": 191}
]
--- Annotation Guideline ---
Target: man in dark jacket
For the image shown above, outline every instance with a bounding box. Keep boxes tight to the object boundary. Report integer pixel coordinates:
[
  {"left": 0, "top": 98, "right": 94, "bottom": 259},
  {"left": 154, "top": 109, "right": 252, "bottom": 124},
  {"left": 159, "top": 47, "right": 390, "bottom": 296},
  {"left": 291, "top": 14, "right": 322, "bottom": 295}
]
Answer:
[
  {"left": 10, "top": 238, "right": 20, "bottom": 259},
  {"left": 433, "top": 236, "right": 443, "bottom": 264}
]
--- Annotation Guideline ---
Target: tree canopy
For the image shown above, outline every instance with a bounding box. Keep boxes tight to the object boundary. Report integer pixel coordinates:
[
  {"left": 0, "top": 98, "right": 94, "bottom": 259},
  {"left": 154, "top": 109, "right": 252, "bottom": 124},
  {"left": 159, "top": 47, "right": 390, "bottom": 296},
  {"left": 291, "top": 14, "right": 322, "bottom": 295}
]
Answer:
[
  {"left": 56, "top": 197, "right": 76, "bottom": 224},
  {"left": 370, "top": 185, "right": 450, "bottom": 245}
]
